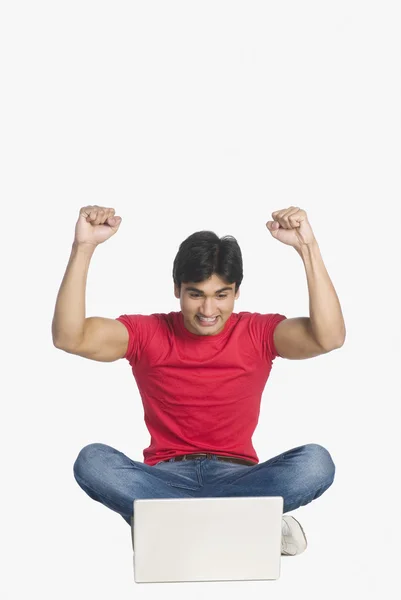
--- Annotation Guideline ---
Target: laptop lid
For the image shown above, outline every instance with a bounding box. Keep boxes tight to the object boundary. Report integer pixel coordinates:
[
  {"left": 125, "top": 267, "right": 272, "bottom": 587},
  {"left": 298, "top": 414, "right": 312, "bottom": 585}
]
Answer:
[{"left": 132, "top": 496, "right": 283, "bottom": 583}]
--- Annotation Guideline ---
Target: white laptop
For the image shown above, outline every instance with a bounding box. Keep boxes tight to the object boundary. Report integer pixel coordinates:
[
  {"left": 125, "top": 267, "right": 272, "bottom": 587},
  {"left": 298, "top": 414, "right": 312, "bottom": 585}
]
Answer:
[{"left": 132, "top": 496, "right": 284, "bottom": 583}]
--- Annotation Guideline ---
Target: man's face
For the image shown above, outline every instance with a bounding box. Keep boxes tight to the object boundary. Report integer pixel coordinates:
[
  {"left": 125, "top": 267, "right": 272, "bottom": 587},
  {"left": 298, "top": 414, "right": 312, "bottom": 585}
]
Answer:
[{"left": 174, "top": 273, "right": 240, "bottom": 336}]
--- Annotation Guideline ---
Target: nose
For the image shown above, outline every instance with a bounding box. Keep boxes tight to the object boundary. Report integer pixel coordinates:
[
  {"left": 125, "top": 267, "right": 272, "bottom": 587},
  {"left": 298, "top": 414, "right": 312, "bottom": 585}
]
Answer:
[{"left": 200, "top": 298, "right": 217, "bottom": 317}]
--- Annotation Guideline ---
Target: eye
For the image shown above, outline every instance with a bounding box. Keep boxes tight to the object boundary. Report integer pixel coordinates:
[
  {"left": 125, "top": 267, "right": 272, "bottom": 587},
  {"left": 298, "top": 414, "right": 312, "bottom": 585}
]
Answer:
[{"left": 189, "top": 293, "right": 228, "bottom": 298}]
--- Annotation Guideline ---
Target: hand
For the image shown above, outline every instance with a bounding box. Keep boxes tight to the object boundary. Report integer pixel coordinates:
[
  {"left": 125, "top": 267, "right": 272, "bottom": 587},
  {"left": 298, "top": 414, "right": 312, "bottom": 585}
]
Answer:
[
  {"left": 74, "top": 205, "right": 122, "bottom": 247},
  {"left": 266, "top": 207, "right": 316, "bottom": 250}
]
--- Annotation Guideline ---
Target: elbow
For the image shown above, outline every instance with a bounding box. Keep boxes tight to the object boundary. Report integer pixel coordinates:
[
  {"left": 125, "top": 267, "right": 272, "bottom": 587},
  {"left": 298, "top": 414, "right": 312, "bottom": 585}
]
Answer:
[
  {"left": 335, "top": 327, "right": 346, "bottom": 349},
  {"left": 323, "top": 335, "right": 346, "bottom": 352},
  {"left": 326, "top": 325, "right": 346, "bottom": 351},
  {"left": 53, "top": 338, "right": 69, "bottom": 351},
  {"left": 53, "top": 337, "right": 63, "bottom": 349},
  {"left": 52, "top": 337, "right": 76, "bottom": 352}
]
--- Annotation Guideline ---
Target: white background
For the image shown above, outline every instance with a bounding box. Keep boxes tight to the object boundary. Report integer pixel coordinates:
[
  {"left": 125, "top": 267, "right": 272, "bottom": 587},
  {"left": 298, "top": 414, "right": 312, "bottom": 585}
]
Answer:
[{"left": 1, "top": 0, "right": 400, "bottom": 597}]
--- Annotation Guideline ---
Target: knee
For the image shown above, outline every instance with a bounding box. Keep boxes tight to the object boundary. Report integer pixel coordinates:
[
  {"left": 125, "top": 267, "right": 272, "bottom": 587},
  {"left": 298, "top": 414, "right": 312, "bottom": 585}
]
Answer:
[
  {"left": 73, "top": 442, "right": 110, "bottom": 480},
  {"left": 304, "top": 443, "right": 335, "bottom": 485}
]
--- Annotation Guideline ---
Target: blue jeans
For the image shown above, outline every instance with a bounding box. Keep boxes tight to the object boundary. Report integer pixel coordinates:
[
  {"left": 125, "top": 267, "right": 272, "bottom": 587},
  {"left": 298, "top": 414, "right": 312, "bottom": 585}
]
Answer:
[{"left": 73, "top": 443, "right": 335, "bottom": 526}]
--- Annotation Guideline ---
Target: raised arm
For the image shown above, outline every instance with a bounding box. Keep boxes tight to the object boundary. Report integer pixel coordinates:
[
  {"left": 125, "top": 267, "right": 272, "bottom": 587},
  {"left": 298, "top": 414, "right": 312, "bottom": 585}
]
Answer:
[
  {"left": 52, "top": 205, "right": 126, "bottom": 362},
  {"left": 266, "top": 207, "right": 346, "bottom": 360}
]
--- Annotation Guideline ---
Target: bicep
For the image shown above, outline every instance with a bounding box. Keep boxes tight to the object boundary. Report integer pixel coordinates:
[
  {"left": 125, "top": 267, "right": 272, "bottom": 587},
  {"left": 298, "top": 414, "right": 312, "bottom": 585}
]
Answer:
[
  {"left": 68, "top": 317, "right": 129, "bottom": 362},
  {"left": 273, "top": 317, "right": 328, "bottom": 360}
]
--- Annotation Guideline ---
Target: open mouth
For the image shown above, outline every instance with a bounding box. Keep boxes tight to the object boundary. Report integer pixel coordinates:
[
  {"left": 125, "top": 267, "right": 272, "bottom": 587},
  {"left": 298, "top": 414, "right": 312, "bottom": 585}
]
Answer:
[{"left": 196, "top": 316, "right": 218, "bottom": 326}]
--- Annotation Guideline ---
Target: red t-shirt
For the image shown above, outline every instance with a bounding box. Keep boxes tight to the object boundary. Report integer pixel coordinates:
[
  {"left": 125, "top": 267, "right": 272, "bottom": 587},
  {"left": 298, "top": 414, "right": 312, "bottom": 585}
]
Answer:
[{"left": 116, "top": 311, "right": 286, "bottom": 466}]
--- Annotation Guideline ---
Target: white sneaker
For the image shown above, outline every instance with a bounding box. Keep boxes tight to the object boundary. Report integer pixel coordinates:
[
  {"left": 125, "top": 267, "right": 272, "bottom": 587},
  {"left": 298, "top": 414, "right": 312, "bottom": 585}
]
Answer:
[{"left": 281, "top": 515, "right": 308, "bottom": 556}]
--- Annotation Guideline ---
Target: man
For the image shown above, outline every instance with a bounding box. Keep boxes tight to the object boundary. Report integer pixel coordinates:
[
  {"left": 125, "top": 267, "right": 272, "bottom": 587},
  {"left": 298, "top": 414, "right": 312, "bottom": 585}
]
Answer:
[{"left": 52, "top": 205, "right": 345, "bottom": 556}]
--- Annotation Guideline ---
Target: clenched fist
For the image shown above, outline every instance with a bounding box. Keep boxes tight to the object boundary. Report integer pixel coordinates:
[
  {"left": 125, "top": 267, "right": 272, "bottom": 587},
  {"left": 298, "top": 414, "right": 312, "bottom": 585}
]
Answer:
[{"left": 74, "top": 206, "right": 122, "bottom": 247}]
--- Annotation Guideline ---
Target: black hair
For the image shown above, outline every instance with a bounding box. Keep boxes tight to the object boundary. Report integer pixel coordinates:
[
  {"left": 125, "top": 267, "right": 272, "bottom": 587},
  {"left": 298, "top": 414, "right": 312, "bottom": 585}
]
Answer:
[{"left": 172, "top": 230, "right": 243, "bottom": 293}]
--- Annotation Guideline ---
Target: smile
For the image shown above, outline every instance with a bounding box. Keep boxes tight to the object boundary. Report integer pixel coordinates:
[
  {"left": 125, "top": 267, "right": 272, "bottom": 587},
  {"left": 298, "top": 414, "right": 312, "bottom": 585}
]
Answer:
[{"left": 197, "top": 316, "right": 218, "bottom": 326}]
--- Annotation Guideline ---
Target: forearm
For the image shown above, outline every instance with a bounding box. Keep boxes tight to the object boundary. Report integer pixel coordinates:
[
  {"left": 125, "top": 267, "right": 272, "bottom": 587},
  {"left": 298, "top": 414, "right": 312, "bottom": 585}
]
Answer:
[
  {"left": 52, "top": 242, "right": 96, "bottom": 348},
  {"left": 296, "top": 240, "right": 346, "bottom": 349}
]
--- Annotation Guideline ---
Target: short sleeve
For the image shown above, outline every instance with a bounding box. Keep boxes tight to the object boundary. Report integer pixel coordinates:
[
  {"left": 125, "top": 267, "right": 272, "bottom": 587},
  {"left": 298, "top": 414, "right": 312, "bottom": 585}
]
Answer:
[
  {"left": 115, "top": 314, "right": 160, "bottom": 365},
  {"left": 249, "top": 313, "right": 287, "bottom": 361}
]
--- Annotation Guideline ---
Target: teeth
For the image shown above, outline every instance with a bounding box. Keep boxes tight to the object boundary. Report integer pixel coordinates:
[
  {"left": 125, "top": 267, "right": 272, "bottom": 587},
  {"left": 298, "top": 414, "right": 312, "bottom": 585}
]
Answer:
[{"left": 199, "top": 316, "right": 216, "bottom": 321}]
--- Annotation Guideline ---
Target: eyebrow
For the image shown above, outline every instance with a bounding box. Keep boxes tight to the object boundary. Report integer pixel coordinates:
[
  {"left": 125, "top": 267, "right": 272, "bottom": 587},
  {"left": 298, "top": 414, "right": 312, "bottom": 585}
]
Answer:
[{"left": 185, "top": 286, "right": 233, "bottom": 294}]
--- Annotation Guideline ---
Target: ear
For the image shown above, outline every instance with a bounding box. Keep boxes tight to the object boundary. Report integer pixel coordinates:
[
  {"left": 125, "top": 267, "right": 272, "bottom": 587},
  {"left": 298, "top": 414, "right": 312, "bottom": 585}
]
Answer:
[
  {"left": 235, "top": 287, "right": 240, "bottom": 300},
  {"left": 174, "top": 284, "right": 180, "bottom": 299}
]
